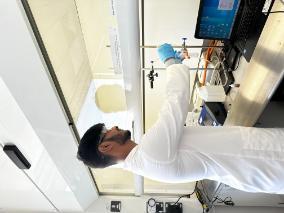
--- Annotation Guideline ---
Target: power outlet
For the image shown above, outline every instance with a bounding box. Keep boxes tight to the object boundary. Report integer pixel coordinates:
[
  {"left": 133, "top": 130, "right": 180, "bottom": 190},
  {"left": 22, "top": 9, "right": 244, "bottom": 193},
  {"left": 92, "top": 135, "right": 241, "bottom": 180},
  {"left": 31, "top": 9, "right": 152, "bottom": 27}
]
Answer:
[
  {"left": 155, "top": 202, "right": 164, "bottom": 213},
  {"left": 110, "top": 201, "right": 121, "bottom": 212},
  {"left": 146, "top": 201, "right": 164, "bottom": 213},
  {"left": 165, "top": 202, "right": 183, "bottom": 213}
]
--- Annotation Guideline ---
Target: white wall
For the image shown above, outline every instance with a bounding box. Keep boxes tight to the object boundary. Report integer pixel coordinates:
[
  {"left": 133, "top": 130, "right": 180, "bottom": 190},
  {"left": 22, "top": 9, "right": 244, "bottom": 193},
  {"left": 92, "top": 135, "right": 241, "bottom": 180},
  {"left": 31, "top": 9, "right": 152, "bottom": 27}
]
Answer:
[
  {"left": 86, "top": 197, "right": 284, "bottom": 213},
  {"left": 86, "top": 195, "right": 203, "bottom": 213}
]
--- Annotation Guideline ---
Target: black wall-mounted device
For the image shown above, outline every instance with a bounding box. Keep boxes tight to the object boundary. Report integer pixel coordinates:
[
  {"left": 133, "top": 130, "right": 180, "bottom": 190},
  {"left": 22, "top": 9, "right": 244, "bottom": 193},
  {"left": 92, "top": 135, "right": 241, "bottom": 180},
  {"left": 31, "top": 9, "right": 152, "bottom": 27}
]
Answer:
[
  {"left": 3, "top": 144, "right": 31, "bottom": 169},
  {"left": 110, "top": 201, "right": 121, "bottom": 212},
  {"left": 165, "top": 202, "right": 183, "bottom": 213}
]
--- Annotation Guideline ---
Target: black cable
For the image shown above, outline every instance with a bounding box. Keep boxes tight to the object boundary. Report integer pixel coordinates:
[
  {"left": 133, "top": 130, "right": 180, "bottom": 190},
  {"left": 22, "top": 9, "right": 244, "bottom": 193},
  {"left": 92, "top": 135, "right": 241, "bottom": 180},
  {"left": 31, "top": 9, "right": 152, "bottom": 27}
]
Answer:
[
  {"left": 173, "top": 194, "right": 190, "bottom": 206},
  {"left": 212, "top": 196, "right": 235, "bottom": 206},
  {"left": 173, "top": 181, "right": 198, "bottom": 206},
  {"left": 230, "top": 54, "right": 241, "bottom": 72}
]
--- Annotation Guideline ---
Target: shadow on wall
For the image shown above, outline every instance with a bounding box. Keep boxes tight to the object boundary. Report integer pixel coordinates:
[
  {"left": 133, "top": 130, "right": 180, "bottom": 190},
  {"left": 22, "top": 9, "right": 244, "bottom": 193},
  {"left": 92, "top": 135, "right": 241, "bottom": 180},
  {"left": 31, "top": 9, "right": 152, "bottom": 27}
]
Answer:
[{"left": 253, "top": 46, "right": 284, "bottom": 74}]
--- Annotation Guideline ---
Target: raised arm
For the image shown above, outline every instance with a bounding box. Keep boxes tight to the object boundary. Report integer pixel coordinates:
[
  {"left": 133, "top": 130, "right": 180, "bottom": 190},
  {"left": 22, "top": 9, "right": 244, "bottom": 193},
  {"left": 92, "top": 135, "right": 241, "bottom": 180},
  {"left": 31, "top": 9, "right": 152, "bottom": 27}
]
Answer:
[{"left": 141, "top": 59, "right": 190, "bottom": 162}]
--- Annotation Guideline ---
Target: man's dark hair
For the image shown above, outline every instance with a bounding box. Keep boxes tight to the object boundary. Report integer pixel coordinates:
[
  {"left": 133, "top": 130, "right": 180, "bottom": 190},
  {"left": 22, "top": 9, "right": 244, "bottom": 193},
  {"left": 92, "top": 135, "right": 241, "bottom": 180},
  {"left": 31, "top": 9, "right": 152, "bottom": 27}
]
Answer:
[{"left": 77, "top": 123, "right": 116, "bottom": 168}]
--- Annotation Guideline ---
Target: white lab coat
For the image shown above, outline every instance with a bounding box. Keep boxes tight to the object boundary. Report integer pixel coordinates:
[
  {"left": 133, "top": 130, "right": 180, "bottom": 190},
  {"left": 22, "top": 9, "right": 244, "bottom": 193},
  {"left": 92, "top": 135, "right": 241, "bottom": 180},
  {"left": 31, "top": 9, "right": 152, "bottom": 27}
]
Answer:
[{"left": 123, "top": 64, "right": 284, "bottom": 194}]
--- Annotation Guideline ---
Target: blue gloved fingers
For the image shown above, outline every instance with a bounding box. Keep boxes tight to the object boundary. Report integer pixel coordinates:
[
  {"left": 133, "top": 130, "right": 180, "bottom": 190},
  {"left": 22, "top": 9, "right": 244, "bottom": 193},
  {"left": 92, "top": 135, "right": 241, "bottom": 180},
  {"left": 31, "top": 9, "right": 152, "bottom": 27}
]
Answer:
[
  {"left": 174, "top": 51, "right": 182, "bottom": 60},
  {"left": 157, "top": 43, "right": 175, "bottom": 63}
]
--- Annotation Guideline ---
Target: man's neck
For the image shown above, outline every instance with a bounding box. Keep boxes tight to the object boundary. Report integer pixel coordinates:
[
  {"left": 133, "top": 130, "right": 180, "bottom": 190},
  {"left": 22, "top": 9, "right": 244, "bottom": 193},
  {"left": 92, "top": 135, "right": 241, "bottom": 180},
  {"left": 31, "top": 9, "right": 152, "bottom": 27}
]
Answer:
[{"left": 121, "top": 140, "right": 137, "bottom": 160}]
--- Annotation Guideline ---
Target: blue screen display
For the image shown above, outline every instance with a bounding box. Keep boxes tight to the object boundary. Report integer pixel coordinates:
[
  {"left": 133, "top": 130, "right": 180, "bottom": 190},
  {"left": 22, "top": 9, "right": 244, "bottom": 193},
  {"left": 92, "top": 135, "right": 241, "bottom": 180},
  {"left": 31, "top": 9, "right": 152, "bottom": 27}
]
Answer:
[{"left": 198, "top": 0, "right": 241, "bottom": 39}]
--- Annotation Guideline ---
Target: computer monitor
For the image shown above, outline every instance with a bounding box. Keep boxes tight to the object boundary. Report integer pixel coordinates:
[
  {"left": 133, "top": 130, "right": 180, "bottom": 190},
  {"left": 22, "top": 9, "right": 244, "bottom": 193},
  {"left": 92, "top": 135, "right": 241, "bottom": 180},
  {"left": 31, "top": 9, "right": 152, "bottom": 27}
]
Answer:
[{"left": 195, "top": 0, "right": 241, "bottom": 40}]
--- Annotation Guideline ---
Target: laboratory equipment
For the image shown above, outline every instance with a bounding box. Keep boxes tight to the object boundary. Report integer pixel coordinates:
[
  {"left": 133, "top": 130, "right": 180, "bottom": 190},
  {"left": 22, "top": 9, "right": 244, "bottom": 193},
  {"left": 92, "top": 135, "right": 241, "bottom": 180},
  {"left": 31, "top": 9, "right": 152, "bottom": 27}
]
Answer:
[{"left": 147, "top": 61, "right": 158, "bottom": 89}]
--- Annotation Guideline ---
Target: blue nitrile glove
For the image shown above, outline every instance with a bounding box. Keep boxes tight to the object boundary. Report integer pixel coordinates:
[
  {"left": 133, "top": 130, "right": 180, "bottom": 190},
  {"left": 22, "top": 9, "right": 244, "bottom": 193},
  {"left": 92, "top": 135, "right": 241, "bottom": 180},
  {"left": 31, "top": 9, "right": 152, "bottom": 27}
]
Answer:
[
  {"left": 174, "top": 50, "right": 183, "bottom": 61},
  {"left": 157, "top": 43, "right": 176, "bottom": 63}
]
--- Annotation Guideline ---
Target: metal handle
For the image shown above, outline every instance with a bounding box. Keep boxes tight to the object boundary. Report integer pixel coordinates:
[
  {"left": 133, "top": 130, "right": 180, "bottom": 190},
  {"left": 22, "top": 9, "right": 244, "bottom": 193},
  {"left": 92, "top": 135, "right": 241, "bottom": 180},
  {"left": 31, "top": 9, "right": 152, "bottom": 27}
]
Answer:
[{"left": 3, "top": 144, "right": 31, "bottom": 169}]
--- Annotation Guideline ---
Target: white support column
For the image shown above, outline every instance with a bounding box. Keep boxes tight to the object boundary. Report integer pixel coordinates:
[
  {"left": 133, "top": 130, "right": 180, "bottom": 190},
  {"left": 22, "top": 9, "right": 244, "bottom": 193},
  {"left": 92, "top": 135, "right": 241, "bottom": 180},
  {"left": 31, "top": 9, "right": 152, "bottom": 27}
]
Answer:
[{"left": 114, "top": 0, "right": 144, "bottom": 196}]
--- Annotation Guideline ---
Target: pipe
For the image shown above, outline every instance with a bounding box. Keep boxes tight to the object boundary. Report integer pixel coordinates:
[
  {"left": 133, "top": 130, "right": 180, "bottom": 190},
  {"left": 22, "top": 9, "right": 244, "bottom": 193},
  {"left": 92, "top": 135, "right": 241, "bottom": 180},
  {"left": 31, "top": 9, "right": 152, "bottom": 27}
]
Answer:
[
  {"left": 141, "top": 67, "right": 215, "bottom": 71},
  {"left": 106, "top": 45, "right": 223, "bottom": 49},
  {"left": 109, "top": 67, "right": 215, "bottom": 71}
]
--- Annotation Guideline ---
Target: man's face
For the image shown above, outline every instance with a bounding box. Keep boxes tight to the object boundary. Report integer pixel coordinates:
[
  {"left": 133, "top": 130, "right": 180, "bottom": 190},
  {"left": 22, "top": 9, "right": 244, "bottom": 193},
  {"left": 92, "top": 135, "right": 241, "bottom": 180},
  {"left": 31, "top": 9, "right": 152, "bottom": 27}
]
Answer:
[{"left": 103, "top": 126, "right": 131, "bottom": 144}]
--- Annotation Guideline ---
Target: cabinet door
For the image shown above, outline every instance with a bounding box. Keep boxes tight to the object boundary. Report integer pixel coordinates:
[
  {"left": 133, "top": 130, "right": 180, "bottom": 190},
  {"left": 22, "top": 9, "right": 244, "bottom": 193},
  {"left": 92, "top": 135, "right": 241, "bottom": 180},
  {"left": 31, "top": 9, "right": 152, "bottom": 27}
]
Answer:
[
  {"left": 0, "top": 146, "right": 55, "bottom": 212},
  {"left": 0, "top": 78, "right": 84, "bottom": 211}
]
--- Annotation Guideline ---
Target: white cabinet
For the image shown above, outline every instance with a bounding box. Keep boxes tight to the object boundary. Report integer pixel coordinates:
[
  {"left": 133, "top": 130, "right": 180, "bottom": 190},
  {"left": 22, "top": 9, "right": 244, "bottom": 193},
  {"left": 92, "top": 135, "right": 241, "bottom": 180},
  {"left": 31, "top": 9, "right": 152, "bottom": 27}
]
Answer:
[
  {"left": 0, "top": 0, "right": 98, "bottom": 211},
  {"left": 0, "top": 78, "right": 85, "bottom": 211},
  {"left": 0, "top": 146, "right": 55, "bottom": 212}
]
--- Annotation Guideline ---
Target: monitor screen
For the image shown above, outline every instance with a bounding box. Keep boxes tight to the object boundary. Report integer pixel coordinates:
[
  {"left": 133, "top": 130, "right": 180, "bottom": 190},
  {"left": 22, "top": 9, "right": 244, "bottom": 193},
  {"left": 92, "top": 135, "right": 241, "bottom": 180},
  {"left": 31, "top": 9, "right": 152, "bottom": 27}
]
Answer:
[{"left": 195, "top": 0, "right": 241, "bottom": 39}]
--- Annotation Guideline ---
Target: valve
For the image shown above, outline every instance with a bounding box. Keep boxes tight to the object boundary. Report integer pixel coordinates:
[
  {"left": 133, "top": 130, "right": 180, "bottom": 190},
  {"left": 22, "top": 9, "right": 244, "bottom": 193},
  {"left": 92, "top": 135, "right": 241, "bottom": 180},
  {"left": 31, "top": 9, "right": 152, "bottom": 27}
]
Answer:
[
  {"left": 181, "top": 37, "right": 190, "bottom": 59},
  {"left": 147, "top": 61, "right": 158, "bottom": 89},
  {"left": 182, "top": 37, "right": 187, "bottom": 50}
]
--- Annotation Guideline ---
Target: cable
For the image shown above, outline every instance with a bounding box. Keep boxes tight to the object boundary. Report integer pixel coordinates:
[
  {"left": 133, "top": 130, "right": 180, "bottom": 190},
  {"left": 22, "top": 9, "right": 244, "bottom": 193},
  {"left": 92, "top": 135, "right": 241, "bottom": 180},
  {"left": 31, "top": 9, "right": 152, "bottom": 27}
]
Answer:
[
  {"left": 173, "top": 181, "right": 198, "bottom": 206},
  {"left": 212, "top": 196, "right": 235, "bottom": 206},
  {"left": 209, "top": 58, "right": 229, "bottom": 87},
  {"left": 172, "top": 194, "right": 190, "bottom": 206},
  {"left": 220, "top": 62, "right": 228, "bottom": 87},
  {"left": 210, "top": 61, "right": 222, "bottom": 85},
  {"left": 229, "top": 54, "right": 241, "bottom": 72}
]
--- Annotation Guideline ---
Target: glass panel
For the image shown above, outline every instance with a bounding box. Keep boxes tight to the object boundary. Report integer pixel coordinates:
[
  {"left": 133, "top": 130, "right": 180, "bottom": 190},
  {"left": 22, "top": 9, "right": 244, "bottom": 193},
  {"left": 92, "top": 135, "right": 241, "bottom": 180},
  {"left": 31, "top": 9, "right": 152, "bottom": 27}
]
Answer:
[
  {"left": 28, "top": 0, "right": 93, "bottom": 122},
  {"left": 76, "top": 79, "right": 134, "bottom": 194},
  {"left": 28, "top": 0, "right": 207, "bottom": 195},
  {"left": 144, "top": 179, "right": 196, "bottom": 195},
  {"left": 27, "top": 0, "right": 134, "bottom": 194},
  {"left": 93, "top": 168, "right": 134, "bottom": 194}
]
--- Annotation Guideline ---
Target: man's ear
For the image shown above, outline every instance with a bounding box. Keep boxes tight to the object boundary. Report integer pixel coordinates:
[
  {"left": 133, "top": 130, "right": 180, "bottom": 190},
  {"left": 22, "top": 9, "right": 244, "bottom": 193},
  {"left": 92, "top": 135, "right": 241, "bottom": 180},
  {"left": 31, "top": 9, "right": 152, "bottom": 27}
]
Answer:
[{"left": 98, "top": 141, "right": 114, "bottom": 154}]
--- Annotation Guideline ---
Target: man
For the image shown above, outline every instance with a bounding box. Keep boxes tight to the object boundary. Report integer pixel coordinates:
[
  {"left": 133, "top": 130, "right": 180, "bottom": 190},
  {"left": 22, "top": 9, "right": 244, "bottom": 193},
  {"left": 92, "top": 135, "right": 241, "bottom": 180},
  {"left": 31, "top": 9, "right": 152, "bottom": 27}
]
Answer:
[{"left": 77, "top": 44, "right": 284, "bottom": 194}]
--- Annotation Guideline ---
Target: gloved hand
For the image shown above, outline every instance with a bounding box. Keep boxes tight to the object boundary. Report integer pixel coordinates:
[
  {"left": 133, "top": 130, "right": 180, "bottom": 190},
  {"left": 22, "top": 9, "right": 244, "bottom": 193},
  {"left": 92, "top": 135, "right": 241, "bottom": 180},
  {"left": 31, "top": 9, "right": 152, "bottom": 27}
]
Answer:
[
  {"left": 158, "top": 43, "right": 185, "bottom": 63},
  {"left": 176, "top": 49, "right": 190, "bottom": 60},
  {"left": 157, "top": 43, "right": 176, "bottom": 63}
]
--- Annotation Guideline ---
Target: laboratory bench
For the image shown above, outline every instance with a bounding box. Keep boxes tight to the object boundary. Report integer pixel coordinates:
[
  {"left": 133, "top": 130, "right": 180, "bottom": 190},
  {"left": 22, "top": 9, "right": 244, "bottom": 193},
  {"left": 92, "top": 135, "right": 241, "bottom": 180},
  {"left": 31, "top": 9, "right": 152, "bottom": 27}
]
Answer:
[
  {"left": 224, "top": 0, "right": 284, "bottom": 127},
  {"left": 194, "top": 1, "right": 284, "bottom": 209}
]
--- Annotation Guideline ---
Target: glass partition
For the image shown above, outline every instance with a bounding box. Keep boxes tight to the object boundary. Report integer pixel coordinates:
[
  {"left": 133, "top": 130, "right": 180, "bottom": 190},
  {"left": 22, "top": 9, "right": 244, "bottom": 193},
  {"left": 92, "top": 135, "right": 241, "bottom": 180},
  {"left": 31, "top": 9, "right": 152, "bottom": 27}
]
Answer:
[
  {"left": 26, "top": 0, "right": 200, "bottom": 195},
  {"left": 27, "top": 0, "right": 134, "bottom": 194}
]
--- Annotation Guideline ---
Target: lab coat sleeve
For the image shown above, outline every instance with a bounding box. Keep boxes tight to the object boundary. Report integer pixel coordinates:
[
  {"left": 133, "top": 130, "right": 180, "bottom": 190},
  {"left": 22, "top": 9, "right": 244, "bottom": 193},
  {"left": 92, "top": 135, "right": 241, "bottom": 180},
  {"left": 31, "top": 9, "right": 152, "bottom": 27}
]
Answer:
[{"left": 141, "top": 64, "right": 190, "bottom": 161}]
